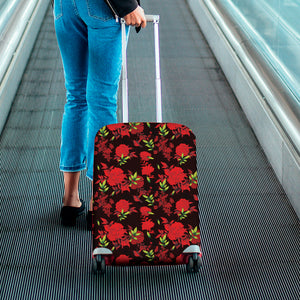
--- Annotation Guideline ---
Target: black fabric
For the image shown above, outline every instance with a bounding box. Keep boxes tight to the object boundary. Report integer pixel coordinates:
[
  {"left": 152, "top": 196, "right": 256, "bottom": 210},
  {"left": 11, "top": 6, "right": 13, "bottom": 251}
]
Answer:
[
  {"left": 105, "top": 0, "right": 142, "bottom": 32},
  {"left": 105, "top": 0, "right": 139, "bottom": 18},
  {"left": 52, "top": 1, "right": 139, "bottom": 18}
]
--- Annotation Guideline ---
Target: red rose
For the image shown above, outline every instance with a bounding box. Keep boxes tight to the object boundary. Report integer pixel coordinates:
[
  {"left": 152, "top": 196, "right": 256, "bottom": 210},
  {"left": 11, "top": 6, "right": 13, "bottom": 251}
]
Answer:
[
  {"left": 107, "top": 124, "right": 130, "bottom": 137},
  {"left": 115, "top": 144, "right": 130, "bottom": 158},
  {"left": 105, "top": 168, "right": 126, "bottom": 186},
  {"left": 115, "top": 199, "right": 130, "bottom": 213},
  {"left": 140, "top": 151, "right": 152, "bottom": 161},
  {"left": 165, "top": 222, "right": 186, "bottom": 241},
  {"left": 120, "top": 239, "right": 130, "bottom": 248},
  {"left": 130, "top": 175, "right": 144, "bottom": 190},
  {"left": 130, "top": 122, "right": 144, "bottom": 134},
  {"left": 167, "top": 124, "right": 191, "bottom": 136},
  {"left": 180, "top": 127, "right": 191, "bottom": 136},
  {"left": 120, "top": 126, "right": 130, "bottom": 137},
  {"left": 140, "top": 206, "right": 151, "bottom": 216},
  {"left": 157, "top": 250, "right": 174, "bottom": 264},
  {"left": 164, "top": 167, "right": 186, "bottom": 186},
  {"left": 115, "top": 255, "right": 130, "bottom": 265},
  {"left": 105, "top": 223, "right": 126, "bottom": 241},
  {"left": 142, "top": 164, "right": 154, "bottom": 176},
  {"left": 175, "top": 143, "right": 190, "bottom": 157},
  {"left": 167, "top": 123, "right": 181, "bottom": 131},
  {"left": 191, "top": 234, "right": 201, "bottom": 244},
  {"left": 190, "top": 181, "right": 197, "bottom": 190},
  {"left": 176, "top": 199, "right": 190, "bottom": 212},
  {"left": 103, "top": 148, "right": 112, "bottom": 161},
  {"left": 142, "top": 219, "right": 155, "bottom": 231},
  {"left": 107, "top": 124, "right": 121, "bottom": 131},
  {"left": 130, "top": 231, "right": 144, "bottom": 245}
]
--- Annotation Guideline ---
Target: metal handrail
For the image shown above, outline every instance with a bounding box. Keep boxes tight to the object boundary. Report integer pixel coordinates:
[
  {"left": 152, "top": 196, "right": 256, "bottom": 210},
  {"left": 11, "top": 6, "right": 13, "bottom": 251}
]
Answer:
[
  {"left": 0, "top": 0, "right": 39, "bottom": 84},
  {"left": 0, "top": 0, "right": 21, "bottom": 34},
  {"left": 0, "top": 0, "right": 48, "bottom": 135},
  {"left": 203, "top": 0, "right": 300, "bottom": 155}
]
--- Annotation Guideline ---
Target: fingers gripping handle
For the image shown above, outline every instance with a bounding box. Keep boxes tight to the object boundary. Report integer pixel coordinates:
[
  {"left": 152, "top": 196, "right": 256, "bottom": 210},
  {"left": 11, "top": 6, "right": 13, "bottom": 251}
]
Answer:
[{"left": 121, "top": 15, "right": 162, "bottom": 123}]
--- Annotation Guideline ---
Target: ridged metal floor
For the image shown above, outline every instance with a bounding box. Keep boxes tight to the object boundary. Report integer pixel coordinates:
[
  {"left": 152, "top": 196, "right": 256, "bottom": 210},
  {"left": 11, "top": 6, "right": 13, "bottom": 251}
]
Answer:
[{"left": 1, "top": 1, "right": 299, "bottom": 299}]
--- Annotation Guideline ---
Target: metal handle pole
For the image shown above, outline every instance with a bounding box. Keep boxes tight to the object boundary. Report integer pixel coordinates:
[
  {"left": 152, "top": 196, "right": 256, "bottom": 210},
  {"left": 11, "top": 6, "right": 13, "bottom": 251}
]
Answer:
[
  {"left": 121, "top": 15, "right": 162, "bottom": 123},
  {"left": 121, "top": 19, "right": 129, "bottom": 123},
  {"left": 153, "top": 18, "right": 162, "bottom": 122},
  {"left": 145, "top": 15, "right": 160, "bottom": 22}
]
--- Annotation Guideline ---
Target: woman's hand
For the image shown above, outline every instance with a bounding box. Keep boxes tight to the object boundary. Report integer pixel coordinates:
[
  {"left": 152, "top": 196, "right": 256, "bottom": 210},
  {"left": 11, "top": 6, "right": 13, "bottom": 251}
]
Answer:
[{"left": 123, "top": 6, "right": 147, "bottom": 28}]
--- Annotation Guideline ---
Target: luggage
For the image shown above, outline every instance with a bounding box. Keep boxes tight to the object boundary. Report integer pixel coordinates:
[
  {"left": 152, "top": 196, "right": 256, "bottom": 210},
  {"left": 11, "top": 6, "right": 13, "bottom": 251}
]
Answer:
[{"left": 92, "top": 16, "right": 202, "bottom": 273}]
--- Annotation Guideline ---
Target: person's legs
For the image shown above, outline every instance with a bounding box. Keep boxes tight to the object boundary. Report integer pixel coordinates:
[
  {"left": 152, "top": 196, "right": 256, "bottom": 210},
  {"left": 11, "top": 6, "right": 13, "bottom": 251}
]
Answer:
[
  {"left": 78, "top": 1, "right": 126, "bottom": 182},
  {"left": 63, "top": 172, "right": 81, "bottom": 207},
  {"left": 85, "top": 23, "right": 123, "bottom": 181},
  {"left": 81, "top": 4, "right": 128, "bottom": 217},
  {"left": 54, "top": 0, "right": 89, "bottom": 207},
  {"left": 54, "top": 0, "right": 129, "bottom": 225}
]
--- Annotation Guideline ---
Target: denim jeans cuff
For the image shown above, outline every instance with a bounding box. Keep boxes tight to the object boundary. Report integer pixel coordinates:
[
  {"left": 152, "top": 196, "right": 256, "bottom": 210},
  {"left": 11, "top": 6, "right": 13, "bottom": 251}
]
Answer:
[{"left": 60, "top": 164, "right": 86, "bottom": 173}]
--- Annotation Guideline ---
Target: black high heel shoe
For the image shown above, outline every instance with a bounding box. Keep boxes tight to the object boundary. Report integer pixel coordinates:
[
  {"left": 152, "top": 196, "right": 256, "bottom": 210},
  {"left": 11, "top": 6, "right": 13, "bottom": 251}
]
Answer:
[{"left": 61, "top": 200, "right": 85, "bottom": 226}]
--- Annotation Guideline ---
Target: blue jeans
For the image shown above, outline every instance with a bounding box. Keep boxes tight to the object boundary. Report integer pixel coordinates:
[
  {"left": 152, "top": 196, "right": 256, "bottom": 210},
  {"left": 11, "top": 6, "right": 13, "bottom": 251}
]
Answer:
[{"left": 54, "top": 0, "right": 128, "bottom": 180}]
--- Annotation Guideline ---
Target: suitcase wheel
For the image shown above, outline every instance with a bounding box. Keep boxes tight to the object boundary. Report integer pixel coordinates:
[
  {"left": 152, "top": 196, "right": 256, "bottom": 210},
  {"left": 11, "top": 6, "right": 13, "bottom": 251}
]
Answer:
[
  {"left": 186, "top": 253, "right": 202, "bottom": 273},
  {"left": 92, "top": 255, "right": 106, "bottom": 274}
]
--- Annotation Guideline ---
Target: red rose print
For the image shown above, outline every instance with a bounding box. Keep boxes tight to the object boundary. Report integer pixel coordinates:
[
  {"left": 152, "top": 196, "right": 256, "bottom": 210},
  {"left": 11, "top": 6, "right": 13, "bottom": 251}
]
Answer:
[
  {"left": 164, "top": 166, "right": 186, "bottom": 186},
  {"left": 190, "top": 182, "right": 197, "bottom": 190},
  {"left": 175, "top": 198, "right": 193, "bottom": 219},
  {"left": 182, "top": 237, "right": 192, "bottom": 246},
  {"left": 191, "top": 234, "right": 201, "bottom": 244},
  {"left": 157, "top": 250, "right": 174, "bottom": 264},
  {"left": 105, "top": 223, "right": 126, "bottom": 241},
  {"left": 180, "top": 126, "right": 191, "bottom": 136},
  {"left": 107, "top": 124, "right": 130, "bottom": 137},
  {"left": 176, "top": 199, "right": 190, "bottom": 212},
  {"left": 167, "top": 124, "right": 191, "bottom": 137},
  {"left": 167, "top": 123, "right": 181, "bottom": 131},
  {"left": 129, "top": 174, "right": 144, "bottom": 190},
  {"left": 130, "top": 229, "right": 144, "bottom": 245},
  {"left": 102, "top": 203, "right": 112, "bottom": 217},
  {"left": 119, "top": 125, "right": 130, "bottom": 137},
  {"left": 142, "top": 164, "right": 154, "bottom": 177},
  {"left": 140, "top": 151, "right": 152, "bottom": 161},
  {"left": 142, "top": 219, "right": 155, "bottom": 231},
  {"left": 115, "top": 255, "right": 130, "bottom": 265},
  {"left": 104, "top": 167, "right": 126, "bottom": 186},
  {"left": 107, "top": 124, "right": 121, "bottom": 131},
  {"left": 115, "top": 144, "right": 130, "bottom": 157},
  {"left": 129, "top": 122, "right": 144, "bottom": 134},
  {"left": 131, "top": 233, "right": 144, "bottom": 245},
  {"left": 175, "top": 143, "right": 190, "bottom": 157},
  {"left": 120, "top": 239, "right": 131, "bottom": 248},
  {"left": 156, "top": 139, "right": 173, "bottom": 160},
  {"left": 93, "top": 122, "right": 201, "bottom": 265},
  {"left": 140, "top": 206, "right": 151, "bottom": 216},
  {"left": 115, "top": 199, "right": 130, "bottom": 213},
  {"left": 165, "top": 222, "right": 186, "bottom": 241},
  {"left": 103, "top": 148, "right": 112, "bottom": 161}
]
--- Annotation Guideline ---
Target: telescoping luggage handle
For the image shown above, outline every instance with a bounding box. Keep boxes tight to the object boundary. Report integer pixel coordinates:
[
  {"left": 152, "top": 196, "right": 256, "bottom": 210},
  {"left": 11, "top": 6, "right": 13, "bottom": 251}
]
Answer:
[{"left": 121, "top": 15, "right": 162, "bottom": 123}]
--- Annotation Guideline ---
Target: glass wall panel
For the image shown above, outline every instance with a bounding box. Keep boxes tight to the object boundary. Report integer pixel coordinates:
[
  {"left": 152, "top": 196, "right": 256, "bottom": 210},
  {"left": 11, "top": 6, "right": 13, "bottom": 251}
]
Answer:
[{"left": 214, "top": 0, "right": 300, "bottom": 103}]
